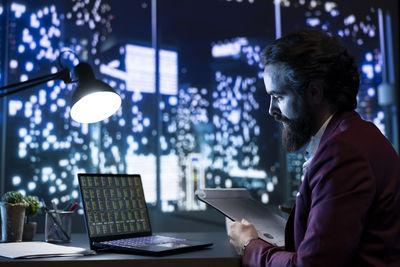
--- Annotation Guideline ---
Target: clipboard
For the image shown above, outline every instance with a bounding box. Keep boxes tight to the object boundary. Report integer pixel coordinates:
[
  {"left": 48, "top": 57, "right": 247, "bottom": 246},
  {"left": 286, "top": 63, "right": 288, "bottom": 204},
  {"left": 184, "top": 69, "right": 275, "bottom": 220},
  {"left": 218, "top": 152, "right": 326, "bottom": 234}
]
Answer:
[{"left": 195, "top": 188, "right": 286, "bottom": 247}]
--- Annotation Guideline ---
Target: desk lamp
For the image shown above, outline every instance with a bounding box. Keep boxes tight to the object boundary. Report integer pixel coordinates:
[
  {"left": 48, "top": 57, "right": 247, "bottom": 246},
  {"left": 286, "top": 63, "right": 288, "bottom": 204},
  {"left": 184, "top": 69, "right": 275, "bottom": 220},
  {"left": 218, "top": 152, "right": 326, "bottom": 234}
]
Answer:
[{"left": 0, "top": 62, "right": 121, "bottom": 123}]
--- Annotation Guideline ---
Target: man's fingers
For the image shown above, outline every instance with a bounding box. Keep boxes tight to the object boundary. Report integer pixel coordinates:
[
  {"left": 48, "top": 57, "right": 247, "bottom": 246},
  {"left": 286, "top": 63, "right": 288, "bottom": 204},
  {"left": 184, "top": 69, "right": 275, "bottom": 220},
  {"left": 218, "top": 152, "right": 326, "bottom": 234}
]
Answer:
[
  {"left": 228, "top": 221, "right": 240, "bottom": 237},
  {"left": 241, "top": 218, "right": 251, "bottom": 225}
]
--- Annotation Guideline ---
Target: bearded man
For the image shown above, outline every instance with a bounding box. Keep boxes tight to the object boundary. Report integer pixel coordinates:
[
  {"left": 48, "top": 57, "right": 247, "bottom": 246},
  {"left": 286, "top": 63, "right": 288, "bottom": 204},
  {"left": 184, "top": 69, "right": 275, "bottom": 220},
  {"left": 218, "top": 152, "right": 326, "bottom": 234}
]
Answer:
[{"left": 228, "top": 30, "right": 400, "bottom": 267}]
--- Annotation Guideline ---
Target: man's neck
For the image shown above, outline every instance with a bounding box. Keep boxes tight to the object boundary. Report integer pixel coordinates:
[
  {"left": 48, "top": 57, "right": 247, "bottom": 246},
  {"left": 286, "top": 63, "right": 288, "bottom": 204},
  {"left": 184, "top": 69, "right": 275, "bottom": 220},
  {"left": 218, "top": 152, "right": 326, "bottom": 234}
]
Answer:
[{"left": 311, "top": 102, "right": 336, "bottom": 136}]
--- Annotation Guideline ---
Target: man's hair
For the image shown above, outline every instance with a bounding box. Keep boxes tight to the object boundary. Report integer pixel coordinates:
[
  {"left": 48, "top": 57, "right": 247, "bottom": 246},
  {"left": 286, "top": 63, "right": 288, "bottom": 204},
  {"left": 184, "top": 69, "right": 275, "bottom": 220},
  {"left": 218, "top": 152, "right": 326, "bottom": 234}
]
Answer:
[{"left": 262, "top": 29, "right": 360, "bottom": 111}]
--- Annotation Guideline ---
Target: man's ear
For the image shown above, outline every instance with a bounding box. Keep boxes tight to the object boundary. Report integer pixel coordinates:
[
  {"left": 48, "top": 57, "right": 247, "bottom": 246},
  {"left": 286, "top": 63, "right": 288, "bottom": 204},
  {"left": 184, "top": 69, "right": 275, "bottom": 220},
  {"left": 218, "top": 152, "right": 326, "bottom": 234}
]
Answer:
[{"left": 305, "top": 80, "right": 324, "bottom": 105}]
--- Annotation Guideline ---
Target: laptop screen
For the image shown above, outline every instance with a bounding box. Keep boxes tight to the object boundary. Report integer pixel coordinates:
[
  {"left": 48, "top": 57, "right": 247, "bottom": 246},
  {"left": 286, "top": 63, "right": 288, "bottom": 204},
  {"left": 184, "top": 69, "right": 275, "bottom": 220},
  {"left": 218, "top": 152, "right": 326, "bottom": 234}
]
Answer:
[{"left": 79, "top": 174, "right": 151, "bottom": 238}]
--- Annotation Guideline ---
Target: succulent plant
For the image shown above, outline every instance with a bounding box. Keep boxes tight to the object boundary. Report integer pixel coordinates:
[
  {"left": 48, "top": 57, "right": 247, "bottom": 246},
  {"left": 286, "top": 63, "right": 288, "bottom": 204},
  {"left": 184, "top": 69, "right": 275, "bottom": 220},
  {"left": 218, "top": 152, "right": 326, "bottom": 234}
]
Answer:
[
  {"left": 1, "top": 191, "right": 26, "bottom": 204},
  {"left": 24, "top": 195, "right": 40, "bottom": 218},
  {"left": 1, "top": 192, "right": 41, "bottom": 223}
]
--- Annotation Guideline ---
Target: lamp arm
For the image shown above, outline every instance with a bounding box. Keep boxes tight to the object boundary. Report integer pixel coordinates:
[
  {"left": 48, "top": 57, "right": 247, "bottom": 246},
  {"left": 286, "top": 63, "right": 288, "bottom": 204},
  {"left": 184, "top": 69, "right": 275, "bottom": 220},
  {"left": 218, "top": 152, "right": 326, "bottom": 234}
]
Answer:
[{"left": 0, "top": 68, "right": 71, "bottom": 98}]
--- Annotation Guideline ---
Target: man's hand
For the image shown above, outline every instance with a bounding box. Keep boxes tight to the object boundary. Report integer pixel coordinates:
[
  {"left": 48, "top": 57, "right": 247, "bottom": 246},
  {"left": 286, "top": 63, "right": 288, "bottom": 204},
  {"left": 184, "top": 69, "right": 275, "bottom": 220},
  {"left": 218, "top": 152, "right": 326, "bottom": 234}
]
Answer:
[{"left": 228, "top": 218, "right": 258, "bottom": 255}]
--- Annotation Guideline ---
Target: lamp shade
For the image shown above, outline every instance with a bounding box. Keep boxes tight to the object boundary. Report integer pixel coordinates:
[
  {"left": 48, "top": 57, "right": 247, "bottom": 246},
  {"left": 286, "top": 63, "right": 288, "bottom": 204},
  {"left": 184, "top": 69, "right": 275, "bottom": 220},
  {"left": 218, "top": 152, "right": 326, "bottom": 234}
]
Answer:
[{"left": 70, "top": 63, "right": 121, "bottom": 123}]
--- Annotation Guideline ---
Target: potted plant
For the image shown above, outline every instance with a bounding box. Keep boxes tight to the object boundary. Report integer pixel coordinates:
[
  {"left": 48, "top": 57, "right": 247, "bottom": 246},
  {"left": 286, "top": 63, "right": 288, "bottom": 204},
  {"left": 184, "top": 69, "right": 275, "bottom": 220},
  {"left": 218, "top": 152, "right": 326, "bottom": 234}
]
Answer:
[
  {"left": 22, "top": 195, "right": 40, "bottom": 241},
  {"left": 0, "top": 191, "right": 29, "bottom": 242}
]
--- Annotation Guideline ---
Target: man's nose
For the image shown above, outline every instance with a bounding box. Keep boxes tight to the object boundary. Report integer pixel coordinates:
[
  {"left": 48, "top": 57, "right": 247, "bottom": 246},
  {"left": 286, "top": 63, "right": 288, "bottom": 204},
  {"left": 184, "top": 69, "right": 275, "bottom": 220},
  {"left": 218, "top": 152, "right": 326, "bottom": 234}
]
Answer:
[{"left": 269, "top": 98, "right": 279, "bottom": 117}]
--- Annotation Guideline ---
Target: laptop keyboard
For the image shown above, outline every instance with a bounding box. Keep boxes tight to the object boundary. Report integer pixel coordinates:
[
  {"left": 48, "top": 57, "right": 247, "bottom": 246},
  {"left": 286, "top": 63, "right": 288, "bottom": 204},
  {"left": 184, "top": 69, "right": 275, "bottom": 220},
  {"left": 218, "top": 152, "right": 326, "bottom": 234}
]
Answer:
[{"left": 101, "top": 235, "right": 186, "bottom": 248}]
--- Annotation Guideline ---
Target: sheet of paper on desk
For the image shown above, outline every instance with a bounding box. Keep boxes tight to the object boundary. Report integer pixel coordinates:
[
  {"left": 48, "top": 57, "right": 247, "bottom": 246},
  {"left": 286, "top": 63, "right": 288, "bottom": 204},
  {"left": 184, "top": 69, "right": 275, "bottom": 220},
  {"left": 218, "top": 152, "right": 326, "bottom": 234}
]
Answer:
[
  {"left": 196, "top": 188, "right": 286, "bottom": 247},
  {"left": 0, "top": 241, "right": 92, "bottom": 259}
]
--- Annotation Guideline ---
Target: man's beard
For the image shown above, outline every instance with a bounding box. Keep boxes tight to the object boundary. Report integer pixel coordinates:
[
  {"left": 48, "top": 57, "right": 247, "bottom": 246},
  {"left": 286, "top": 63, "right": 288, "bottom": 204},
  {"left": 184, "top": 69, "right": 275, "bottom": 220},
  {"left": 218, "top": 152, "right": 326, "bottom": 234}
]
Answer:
[{"left": 276, "top": 107, "right": 313, "bottom": 152}]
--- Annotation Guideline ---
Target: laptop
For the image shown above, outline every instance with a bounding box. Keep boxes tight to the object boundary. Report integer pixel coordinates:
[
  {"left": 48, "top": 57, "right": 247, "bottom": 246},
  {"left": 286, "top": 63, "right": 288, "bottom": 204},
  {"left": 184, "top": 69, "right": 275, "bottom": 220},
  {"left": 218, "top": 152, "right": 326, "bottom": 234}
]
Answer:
[{"left": 78, "top": 173, "right": 212, "bottom": 255}]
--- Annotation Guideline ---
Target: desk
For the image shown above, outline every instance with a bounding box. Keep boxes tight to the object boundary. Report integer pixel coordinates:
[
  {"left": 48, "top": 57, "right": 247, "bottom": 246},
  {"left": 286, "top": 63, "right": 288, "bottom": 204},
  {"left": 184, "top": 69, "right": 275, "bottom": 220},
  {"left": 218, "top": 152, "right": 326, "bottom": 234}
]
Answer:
[{"left": 0, "top": 232, "right": 241, "bottom": 267}]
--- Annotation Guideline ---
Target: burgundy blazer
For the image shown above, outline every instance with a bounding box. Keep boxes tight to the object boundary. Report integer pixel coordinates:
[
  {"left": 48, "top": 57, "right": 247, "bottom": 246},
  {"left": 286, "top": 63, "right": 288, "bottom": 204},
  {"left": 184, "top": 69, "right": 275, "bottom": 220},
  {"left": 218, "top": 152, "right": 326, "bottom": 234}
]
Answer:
[{"left": 242, "top": 111, "right": 400, "bottom": 266}]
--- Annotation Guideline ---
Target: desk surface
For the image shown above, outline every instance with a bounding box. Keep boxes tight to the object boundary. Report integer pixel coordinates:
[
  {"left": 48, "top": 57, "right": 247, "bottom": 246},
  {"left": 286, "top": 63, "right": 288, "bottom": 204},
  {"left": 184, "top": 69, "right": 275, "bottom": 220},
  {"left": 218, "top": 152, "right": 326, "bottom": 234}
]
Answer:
[{"left": 0, "top": 232, "right": 241, "bottom": 267}]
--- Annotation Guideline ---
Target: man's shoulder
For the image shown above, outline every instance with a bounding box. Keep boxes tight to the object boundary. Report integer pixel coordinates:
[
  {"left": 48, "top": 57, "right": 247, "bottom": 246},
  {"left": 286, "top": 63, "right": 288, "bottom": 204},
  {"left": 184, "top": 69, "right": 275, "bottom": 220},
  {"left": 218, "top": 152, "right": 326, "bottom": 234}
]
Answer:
[
  {"left": 323, "top": 111, "right": 386, "bottom": 146},
  {"left": 314, "top": 111, "right": 399, "bottom": 167}
]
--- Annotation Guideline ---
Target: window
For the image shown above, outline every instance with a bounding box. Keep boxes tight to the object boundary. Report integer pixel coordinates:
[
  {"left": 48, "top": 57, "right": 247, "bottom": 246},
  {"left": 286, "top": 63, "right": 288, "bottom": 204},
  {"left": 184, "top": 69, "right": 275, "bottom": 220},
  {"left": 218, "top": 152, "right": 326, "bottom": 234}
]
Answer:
[{"left": 0, "top": 0, "right": 398, "bottom": 216}]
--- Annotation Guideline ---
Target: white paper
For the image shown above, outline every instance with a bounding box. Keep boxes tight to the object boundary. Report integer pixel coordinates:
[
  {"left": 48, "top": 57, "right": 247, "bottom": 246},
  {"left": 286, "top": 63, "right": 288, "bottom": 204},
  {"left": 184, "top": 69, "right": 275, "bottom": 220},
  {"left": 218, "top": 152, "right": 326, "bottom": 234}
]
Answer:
[{"left": 0, "top": 241, "right": 89, "bottom": 259}]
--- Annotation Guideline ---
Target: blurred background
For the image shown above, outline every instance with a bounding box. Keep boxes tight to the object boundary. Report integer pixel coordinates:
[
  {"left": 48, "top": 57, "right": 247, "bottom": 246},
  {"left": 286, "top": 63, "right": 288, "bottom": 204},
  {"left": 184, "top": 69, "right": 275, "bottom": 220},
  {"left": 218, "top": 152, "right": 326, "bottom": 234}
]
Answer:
[{"left": 0, "top": 0, "right": 398, "bottom": 232}]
